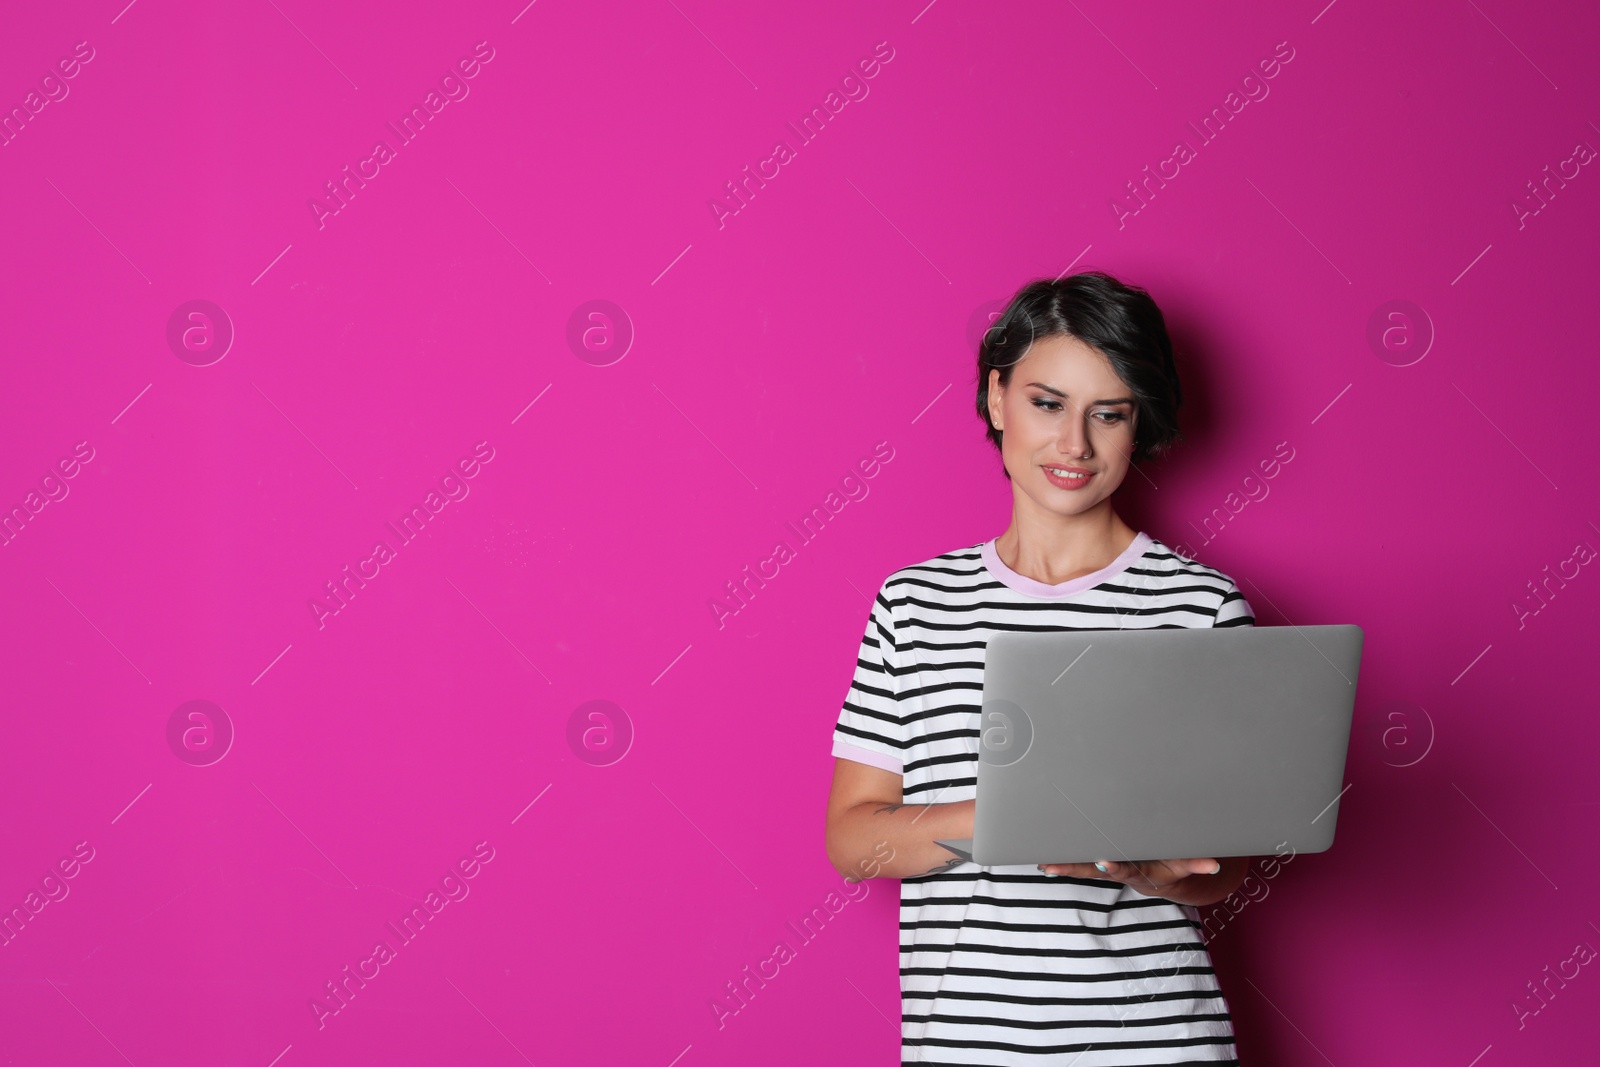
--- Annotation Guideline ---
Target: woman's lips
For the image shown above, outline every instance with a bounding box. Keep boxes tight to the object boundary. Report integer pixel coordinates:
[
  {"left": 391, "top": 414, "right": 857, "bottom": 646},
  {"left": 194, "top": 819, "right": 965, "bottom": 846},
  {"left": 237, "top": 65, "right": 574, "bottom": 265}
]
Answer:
[{"left": 1042, "top": 465, "right": 1093, "bottom": 490}]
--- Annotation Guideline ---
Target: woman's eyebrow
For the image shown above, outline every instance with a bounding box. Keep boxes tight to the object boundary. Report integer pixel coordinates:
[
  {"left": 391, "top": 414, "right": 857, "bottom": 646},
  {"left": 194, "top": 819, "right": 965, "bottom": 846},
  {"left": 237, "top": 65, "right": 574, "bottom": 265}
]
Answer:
[{"left": 1026, "top": 382, "right": 1134, "bottom": 405}]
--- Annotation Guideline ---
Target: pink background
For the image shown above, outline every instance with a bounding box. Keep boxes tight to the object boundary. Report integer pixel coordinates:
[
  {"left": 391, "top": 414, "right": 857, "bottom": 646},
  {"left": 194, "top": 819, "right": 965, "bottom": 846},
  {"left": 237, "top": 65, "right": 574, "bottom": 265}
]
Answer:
[{"left": 2, "top": 0, "right": 1597, "bottom": 1063}]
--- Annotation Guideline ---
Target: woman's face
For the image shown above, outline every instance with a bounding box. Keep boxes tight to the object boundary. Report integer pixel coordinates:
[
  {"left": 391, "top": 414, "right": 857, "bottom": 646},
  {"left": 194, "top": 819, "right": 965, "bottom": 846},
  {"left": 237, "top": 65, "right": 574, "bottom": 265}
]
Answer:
[{"left": 987, "top": 334, "right": 1140, "bottom": 516}]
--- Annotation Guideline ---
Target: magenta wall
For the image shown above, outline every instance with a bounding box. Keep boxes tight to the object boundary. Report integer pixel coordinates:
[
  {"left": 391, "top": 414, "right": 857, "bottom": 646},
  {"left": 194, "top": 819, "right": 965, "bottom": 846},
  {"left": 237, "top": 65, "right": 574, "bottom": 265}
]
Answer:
[{"left": 3, "top": 1, "right": 1597, "bottom": 1063}]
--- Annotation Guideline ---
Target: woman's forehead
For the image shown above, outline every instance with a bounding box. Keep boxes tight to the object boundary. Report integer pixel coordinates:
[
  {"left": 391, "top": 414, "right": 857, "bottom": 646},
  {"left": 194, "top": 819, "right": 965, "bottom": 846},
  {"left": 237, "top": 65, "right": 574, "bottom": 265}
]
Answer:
[{"left": 1015, "top": 336, "right": 1122, "bottom": 383}]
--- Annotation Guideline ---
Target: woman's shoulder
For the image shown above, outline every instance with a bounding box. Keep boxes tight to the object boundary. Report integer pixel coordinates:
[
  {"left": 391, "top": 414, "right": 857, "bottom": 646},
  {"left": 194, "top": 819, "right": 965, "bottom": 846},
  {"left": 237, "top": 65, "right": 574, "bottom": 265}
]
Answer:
[
  {"left": 1142, "top": 537, "right": 1250, "bottom": 614},
  {"left": 869, "top": 540, "right": 988, "bottom": 596},
  {"left": 1144, "top": 536, "right": 1240, "bottom": 581}
]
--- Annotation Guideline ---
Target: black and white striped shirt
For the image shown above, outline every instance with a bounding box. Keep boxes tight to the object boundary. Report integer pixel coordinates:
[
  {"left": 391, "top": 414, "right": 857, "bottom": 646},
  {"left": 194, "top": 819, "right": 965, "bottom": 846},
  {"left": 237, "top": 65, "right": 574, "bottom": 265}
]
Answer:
[{"left": 832, "top": 531, "right": 1255, "bottom": 1065}]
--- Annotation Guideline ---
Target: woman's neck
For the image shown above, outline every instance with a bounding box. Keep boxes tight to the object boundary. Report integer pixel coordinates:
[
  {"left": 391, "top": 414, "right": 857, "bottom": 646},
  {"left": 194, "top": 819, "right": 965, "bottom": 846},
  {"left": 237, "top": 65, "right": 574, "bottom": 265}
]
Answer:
[{"left": 993, "top": 508, "right": 1139, "bottom": 587}]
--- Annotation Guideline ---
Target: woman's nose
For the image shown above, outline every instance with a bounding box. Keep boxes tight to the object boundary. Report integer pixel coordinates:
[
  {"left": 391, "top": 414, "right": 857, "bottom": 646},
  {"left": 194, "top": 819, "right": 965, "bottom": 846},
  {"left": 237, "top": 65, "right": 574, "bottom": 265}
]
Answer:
[{"left": 1058, "top": 417, "right": 1091, "bottom": 459}]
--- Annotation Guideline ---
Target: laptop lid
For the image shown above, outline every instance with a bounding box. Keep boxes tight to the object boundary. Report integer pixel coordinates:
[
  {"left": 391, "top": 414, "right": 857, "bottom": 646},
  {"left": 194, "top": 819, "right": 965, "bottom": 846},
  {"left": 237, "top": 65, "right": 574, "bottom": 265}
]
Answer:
[{"left": 937, "top": 624, "right": 1362, "bottom": 867}]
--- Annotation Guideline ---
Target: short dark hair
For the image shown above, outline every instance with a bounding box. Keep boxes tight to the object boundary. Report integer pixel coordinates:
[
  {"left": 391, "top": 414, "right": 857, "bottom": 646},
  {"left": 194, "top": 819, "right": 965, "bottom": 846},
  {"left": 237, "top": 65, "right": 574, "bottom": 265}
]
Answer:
[{"left": 975, "top": 270, "right": 1184, "bottom": 478}]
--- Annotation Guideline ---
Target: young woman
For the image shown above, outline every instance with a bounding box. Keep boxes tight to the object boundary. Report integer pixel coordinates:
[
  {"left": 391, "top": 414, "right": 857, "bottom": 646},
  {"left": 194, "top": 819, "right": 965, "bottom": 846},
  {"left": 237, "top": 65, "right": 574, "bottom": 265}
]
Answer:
[{"left": 825, "top": 271, "right": 1257, "bottom": 1065}]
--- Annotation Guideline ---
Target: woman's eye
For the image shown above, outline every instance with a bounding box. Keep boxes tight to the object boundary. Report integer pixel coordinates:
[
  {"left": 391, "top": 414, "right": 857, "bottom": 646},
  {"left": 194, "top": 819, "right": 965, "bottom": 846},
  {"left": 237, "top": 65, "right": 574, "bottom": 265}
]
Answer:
[{"left": 1029, "top": 399, "right": 1127, "bottom": 423}]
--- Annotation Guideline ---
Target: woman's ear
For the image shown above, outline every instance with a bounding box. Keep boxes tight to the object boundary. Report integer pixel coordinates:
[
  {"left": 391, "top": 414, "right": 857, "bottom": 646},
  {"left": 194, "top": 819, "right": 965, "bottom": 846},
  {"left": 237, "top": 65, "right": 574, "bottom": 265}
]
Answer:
[{"left": 988, "top": 369, "right": 1003, "bottom": 430}]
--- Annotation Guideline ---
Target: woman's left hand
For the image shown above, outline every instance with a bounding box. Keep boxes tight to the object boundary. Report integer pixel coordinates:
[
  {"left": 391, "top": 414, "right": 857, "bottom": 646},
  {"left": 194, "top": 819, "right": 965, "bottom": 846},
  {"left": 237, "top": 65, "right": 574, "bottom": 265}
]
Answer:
[{"left": 1037, "top": 857, "right": 1221, "bottom": 897}]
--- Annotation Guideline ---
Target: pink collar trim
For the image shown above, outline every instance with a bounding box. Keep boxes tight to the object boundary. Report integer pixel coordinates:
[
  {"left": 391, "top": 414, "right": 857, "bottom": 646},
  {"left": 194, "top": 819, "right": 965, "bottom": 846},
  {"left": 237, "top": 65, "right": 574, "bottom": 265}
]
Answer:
[{"left": 981, "top": 532, "right": 1153, "bottom": 598}]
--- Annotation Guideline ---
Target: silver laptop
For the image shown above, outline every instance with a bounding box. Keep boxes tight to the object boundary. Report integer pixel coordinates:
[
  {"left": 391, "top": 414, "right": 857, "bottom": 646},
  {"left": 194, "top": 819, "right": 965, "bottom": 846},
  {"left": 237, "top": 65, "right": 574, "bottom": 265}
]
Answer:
[{"left": 935, "top": 625, "right": 1363, "bottom": 867}]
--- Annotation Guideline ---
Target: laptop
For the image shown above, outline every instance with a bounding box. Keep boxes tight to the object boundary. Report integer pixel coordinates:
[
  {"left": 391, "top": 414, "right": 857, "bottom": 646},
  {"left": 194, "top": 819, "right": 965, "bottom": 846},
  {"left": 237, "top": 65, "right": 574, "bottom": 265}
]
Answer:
[{"left": 934, "top": 624, "right": 1363, "bottom": 867}]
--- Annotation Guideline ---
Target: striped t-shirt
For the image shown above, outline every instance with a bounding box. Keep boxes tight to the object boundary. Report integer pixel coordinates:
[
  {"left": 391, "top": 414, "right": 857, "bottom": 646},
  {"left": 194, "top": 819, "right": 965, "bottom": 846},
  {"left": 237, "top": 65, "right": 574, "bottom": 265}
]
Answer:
[{"left": 831, "top": 531, "right": 1255, "bottom": 1066}]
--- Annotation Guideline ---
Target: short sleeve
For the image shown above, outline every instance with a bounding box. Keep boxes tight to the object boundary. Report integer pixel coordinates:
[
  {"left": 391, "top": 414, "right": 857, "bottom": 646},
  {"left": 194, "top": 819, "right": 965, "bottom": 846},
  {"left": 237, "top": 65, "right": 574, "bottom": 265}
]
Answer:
[
  {"left": 1212, "top": 578, "right": 1256, "bottom": 627},
  {"left": 831, "top": 579, "right": 907, "bottom": 774}
]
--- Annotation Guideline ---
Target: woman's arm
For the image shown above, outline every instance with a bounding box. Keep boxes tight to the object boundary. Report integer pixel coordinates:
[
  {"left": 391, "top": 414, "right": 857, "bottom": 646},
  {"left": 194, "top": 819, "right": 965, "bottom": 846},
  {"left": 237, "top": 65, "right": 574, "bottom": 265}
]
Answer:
[{"left": 825, "top": 757, "right": 975, "bottom": 881}]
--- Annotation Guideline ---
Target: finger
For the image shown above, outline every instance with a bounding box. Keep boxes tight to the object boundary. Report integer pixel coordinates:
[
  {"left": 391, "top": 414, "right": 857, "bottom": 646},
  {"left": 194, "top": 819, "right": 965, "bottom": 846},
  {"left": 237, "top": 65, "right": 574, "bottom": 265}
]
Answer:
[
  {"left": 1097, "top": 860, "right": 1165, "bottom": 882},
  {"left": 1175, "top": 858, "right": 1222, "bottom": 875},
  {"left": 1101, "top": 860, "right": 1163, "bottom": 881},
  {"left": 1038, "top": 862, "right": 1106, "bottom": 879},
  {"left": 1109, "top": 860, "right": 1169, "bottom": 885},
  {"left": 1041, "top": 863, "right": 1105, "bottom": 879}
]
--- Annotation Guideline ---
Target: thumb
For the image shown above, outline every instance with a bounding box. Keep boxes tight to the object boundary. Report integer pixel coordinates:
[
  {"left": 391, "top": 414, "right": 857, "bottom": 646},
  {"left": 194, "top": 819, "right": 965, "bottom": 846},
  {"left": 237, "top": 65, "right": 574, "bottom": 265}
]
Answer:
[{"left": 1189, "top": 858, "right": 1223, "bottom": 875}]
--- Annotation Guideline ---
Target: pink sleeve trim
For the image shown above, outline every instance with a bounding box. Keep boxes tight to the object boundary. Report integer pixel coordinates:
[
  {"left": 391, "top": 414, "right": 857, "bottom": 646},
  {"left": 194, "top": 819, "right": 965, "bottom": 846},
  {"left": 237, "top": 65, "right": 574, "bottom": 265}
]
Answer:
[{"left": 832, "top": 738, "right": 903, "bottom": 774}]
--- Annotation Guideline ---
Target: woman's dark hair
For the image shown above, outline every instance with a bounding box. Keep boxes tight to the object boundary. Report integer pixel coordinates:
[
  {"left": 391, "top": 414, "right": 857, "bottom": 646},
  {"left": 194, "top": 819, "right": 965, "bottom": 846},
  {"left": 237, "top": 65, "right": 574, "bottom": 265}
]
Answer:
[{"left": 975, "top": 270, "right": 1183, "bottom": 478}]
